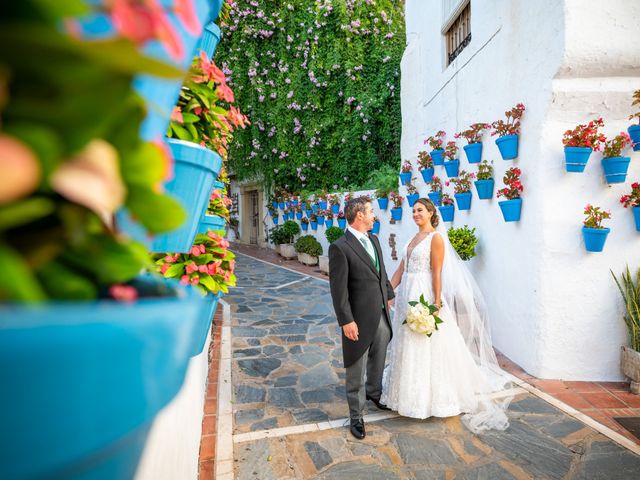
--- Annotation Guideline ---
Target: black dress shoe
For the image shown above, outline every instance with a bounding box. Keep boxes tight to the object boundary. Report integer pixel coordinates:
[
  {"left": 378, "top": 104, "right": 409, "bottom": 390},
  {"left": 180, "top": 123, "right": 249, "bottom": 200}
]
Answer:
[
  {"left": 350, "top": 419, "right": 365, "bottom": 439},
  {"left": 366, "top": 395, "right": 391, "bottom": 411}
]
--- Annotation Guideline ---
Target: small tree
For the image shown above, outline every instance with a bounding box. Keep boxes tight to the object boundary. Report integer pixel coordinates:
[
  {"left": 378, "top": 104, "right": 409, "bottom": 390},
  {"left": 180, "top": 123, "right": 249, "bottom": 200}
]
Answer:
[
  {"left": 325, "top": 226, "right": 345, "bottom": 244},
  {"left": 281, "top": 220, "right": 301, "bottom": 243},
  {"left": 447, "top": 225, "right": 478, "bottom": 261}
]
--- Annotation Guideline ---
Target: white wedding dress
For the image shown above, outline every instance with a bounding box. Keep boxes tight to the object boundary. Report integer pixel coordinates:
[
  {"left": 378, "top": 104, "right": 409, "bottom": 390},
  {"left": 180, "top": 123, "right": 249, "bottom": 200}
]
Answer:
[{"left": 381, "top": 231, "right": 512, "bottom": 433}]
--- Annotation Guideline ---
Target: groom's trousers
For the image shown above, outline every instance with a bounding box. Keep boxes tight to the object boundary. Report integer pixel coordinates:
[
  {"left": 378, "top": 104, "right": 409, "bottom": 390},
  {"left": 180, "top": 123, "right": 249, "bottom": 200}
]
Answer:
[{"left": 345, "top": 314, "right": 391, "bottom": 421}]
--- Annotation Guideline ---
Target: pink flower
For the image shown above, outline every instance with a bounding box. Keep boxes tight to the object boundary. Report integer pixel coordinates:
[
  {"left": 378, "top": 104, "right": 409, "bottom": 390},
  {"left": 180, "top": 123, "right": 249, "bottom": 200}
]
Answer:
[
  {"left": 171, "top": 106, "right": 183, "bottom": 123},
  {"left": 163, "top": 255, "right": 176, "bottom": 263},
  {"left": 190, "top": 246, "right": 201, "bottom": 256},
  {"left": 160, "top": 264, "right": 170, "bottom": 274},
  {"left": 108, "top": 284, "right": 138, "bottom": 303},
  {"left": 198, "top": 264, "right": 208, "bottom": 273},
  {"left": 186, "top": 263, "right": 198, "bottom": 274},
  {"left": 180, "top": 275, "right": 190, "bottom": 285},
  {"left": 190, "top": 276, "right": 200, "bottom": 285}
]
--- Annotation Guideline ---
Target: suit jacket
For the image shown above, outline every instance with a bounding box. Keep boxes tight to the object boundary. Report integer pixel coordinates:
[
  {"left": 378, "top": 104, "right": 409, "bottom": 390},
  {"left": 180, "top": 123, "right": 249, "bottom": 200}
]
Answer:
[{"left": 329, "top": 230, "right": 395, "bottom": 368}]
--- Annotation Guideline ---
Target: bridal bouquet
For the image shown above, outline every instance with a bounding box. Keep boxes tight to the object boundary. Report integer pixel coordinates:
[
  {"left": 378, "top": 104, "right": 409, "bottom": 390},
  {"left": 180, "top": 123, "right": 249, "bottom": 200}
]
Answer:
[{"left": 403, "top": 295, "right": 443, "bottom": 337}]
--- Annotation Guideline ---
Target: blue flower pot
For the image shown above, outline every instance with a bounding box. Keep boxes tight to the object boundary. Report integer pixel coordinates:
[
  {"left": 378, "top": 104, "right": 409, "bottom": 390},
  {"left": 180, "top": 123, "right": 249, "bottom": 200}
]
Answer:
[
  {"left": 377, "top": 197, "right": 389, "bottom": 210},
  {"left": 629, "top": 125, "right": 640, "bottom": 152},
  {"left": 371, "top": 221, "right": 380, "bottom": 234},
  {"left": 498, "top": 198, "right": 522, "bottom": 222},
  {"left": 301, "top": 202, "right": 307, "bottom": 209},
  {"left": 213, "top": 180, "right": 225, "bottom": 190},
  {"left": 279, "top": 202, "right": 285, "bottom": 210},
  {"left": 420, "top": 167, "right": 435, "bottom": 183},
  {"left": 495, "top": 134, "right": 519, "bottom": 160},
  {"left": 474, "top": 179, "right": 494, "bottom": 200},
  {"left": 306, "top": 209, "right": 313, "bottom": 217},
  {"left": 407, "top": 193, "right": 420, "bottom": 207},
  {"left": 338, "top": 218, "right": 347, "bottom": 229},
  {"left": 0, "top": 276, "right": 204, "bottom": 480},
  {"left": 272, "top": 201, "right": 278, "bottom": 210},
  {"left": 391, "top": 207, "right": 403, "bottom": 221},
  {"left": 296, "top": 211, "right": 303, "bottom": 220},
  {"left": 634, "top": 206, "right": 640, "bottom": 232},
  {"left": 427, "top": 191, "right": 442, "bottom": 207},
  {"left": 192, "top": 293, "right": 221, "bottom": 356},
  {"left": 564, "top": 147, "right": 592, "bottom": 173},
  {"left": 311, "top": 221, "right": 318, "bottom": 231},
  {"left": 439, "top": 204, "right": 455, "bottom": 222},
  {"left": 463, "top": 143, "right": 482, "bottom": 164},
  {"left": 272, "top": 216, "right": 279, "bottom": 225},
  {"left": 601, "top": 156, "right": 631, "bottom": 184},
  {"left": 582, "top": 227, "right": 610, "bottom": 252},
  {"left": 317, "top": 216, "right": 325, "bottom": 226},
  {"left": 399, "top": 172, "right": 412, "bottom": 185},
  {"left": 151, "top": 140, "right": 222, "bottom": 253},
  {"left": 197, "top": 22, "right": 221, "bottom": 59},
  {"left": 319, "top": 201, "right": 328, "bottom": 210},
  {"left": 291, "top": 200, "right": 299, "bottom": 206},
  {"left": 197, "top": 214, "right": 226, "bottom": 234},
  {"left": 331, "top": 204, "right": 340, "bottom": 215},
  {"left": 301, "top": 222, "right": 309, "bottom": 231},
  {"left": 289, "top": 212, "right": 295, "bottom": 220},
  {"left": 444, "top": 159, "right": 460, "bottom": 178},
  {"left": 454, "top": 192, "right": 472, "bottom": 210},
  {"left": 431, "top": 149, "right": 445, "bottom": 166},
  {"left": 325, "top": 219, "right": 334, "bottom": 228}
]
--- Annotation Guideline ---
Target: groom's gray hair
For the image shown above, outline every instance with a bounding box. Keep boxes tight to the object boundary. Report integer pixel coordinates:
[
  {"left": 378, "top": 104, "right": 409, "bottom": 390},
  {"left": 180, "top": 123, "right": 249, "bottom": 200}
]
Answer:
[{"left": 345, "top": 196, "right": 371, "bottom": 224}]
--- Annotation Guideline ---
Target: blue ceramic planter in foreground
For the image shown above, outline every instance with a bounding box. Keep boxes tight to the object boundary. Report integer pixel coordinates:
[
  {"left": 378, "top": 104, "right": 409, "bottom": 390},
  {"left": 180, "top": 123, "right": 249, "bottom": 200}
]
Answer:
[
  {"left": 463, "top": 143, "right": 482, "bottom": 164},
  {"left": 407, "top": 193, "right": 419, "bottom": 207},
  {"left": 431, "top": 149, "right": 445, "bottom": 165},
  {"left": 601, "top": 156, "right": 631, "bottom": 184},
  {"left": 495, "top": 134, "right": 519, "bottom": 160},
  {"left": 0, "top": 277, "right": 204, "bottom": 480},
  {"left": 370, "top": 221, "right": 380, "bottom": 234},
  {"left": 191, "top": 293, "right": 221, "bottom": 356},
  {"left": 474, "top": 179, "right": 494, "bottom": 199},
  {"left": 439, "top": 204, "right": 455, "bottom": 222},
  {"left": 338, "top": 219, "right": 347, "bottom": 229},
  {"left": 197, "top": 214, "right": 226, "bottom": 235},
  {"left": 634, "top": 206, "right": 640, "bottom": 232},
  {"left": 391, "top": 208, "right": 403, "bottom": 221},
  {"left": 197, "top": 22, "right": 222, "bottom": 59},
  {"left": 582, "top": 227, "right": 610, "bottom": 252},
  {"left": 399, "top": 172, "right": 412, "bottom": 185},
  {"left": 564, "top": 147, "right": 592, "bottom": 173},
  {"left": 499, "top": 198, "right": 522, "bottom": 222},
  {"left": 629, "top": 125, "right": 640, "bottom": 152},
  {"left": 443, "top": 159, "right": 460, "bottom": 178},
  {"left": 377, "top": 198, "right": 389, "bottom": 210},
  {"left": 454, "top": 192, "right": 472, "bottom": 210},
  {"left": 420, "top": 167, "right": 435, "bottom": 183},
  {"left": 427, "top": 191, "right": 442, "bottom": 207}
]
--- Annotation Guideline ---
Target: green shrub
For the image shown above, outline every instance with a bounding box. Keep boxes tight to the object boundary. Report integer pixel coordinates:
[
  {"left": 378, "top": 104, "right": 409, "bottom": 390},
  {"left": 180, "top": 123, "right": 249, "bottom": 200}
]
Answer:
[
  {"left": 294, "top": 235, "right": 323, "bottom": 257},
  {"left": 281, "top": 220, "right": 301, "bottom": 243},
  {"left": 269, "top": 226, "right": 288, "bottom": 245},
  {"left": 447, "top": 225, "right": 478, "bottom": 261},
  {"left": 325, "top": 226, "right": 345, "bottom": 244}
]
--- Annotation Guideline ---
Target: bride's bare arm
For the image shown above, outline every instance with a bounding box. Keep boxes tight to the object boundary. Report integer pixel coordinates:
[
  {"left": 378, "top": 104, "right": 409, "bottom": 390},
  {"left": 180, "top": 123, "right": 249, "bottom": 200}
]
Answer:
[
  {"left": 430, "top": 234, "right": 445, "bottom": 307},
  {"left": 389, "top": 259, "right": 404, "bottom": 290}
]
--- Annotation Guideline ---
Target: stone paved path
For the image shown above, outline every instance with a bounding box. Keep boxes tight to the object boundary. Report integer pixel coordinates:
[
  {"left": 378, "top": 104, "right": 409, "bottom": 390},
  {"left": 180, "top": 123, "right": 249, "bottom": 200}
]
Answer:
[{"left": 225, "top": 253, "right": 640, "bottom": 479}]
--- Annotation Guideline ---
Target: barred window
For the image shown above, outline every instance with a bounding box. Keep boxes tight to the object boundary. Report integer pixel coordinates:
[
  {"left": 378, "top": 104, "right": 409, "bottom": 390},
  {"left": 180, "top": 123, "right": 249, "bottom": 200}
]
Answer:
[{"left": 445, "top": 2, "right": 471, "bottom": 66}]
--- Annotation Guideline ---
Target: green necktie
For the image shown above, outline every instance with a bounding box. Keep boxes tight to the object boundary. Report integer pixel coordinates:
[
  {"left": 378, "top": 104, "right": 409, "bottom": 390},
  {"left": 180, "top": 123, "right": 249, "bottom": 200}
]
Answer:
[{"left": 360, "top": 236, "right": 379, "bottom": 271}]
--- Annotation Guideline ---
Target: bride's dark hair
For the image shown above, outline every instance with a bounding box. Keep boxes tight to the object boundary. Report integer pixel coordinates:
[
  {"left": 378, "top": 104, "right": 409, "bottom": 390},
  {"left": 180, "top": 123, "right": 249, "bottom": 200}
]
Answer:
[{"left": 416, "top": 198, "right": 439, "bottom": 228}]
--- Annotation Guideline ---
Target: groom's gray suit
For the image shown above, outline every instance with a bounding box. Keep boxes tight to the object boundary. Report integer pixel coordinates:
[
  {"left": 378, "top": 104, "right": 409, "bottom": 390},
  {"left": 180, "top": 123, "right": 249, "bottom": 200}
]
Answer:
[{"left": 329, "top": 229, "right": 394, "bottom": 421}]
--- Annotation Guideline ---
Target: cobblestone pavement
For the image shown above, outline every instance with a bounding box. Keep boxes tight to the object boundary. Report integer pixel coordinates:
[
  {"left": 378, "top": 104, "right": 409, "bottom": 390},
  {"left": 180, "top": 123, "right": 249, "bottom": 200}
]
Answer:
[{"left": 225, "top": 253, "right": 640, "bottom": 479}]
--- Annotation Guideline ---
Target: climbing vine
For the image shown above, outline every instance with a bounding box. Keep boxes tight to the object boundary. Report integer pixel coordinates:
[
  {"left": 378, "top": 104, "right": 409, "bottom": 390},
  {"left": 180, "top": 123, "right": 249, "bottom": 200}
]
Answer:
[{"left": 217, "top": 0, "right": 405, "bottom": 191}]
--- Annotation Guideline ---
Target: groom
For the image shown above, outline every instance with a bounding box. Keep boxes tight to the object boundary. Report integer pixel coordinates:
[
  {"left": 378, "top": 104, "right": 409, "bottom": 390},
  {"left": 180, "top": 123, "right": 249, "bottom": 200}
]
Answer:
[{"left": 328, "top": 196, "right": 395, "bottom": 440}]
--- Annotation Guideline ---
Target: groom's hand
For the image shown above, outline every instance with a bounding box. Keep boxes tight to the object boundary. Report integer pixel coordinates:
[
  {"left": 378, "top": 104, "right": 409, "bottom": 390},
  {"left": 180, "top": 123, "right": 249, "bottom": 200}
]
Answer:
[{"left": 342, "top": 321, "right": 359, "bottom": 341}]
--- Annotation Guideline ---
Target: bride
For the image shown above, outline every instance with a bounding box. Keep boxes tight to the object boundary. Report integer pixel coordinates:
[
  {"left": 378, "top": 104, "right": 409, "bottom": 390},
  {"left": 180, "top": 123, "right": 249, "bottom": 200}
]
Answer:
[{"left": 381, "top": 198, "right": 512, "bottom": 433}]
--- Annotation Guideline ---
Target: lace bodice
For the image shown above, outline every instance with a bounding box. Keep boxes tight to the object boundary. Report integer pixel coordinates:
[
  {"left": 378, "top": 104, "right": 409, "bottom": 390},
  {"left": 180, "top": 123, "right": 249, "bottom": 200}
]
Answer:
[{"left": 404, "top": 232, "right": 439, "bottom": 274}]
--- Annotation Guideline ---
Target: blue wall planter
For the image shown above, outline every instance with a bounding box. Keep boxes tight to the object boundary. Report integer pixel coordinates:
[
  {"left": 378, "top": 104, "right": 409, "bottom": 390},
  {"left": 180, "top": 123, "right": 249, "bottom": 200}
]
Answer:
[
  {"left": 499, "top": 198, "right": 522, "bottom": 222},
  {"left": 331, "top": 204, "right": 340, "bottom": 215},
  {"left": 0, "top": 276, "right": 204, "bottom": 480},
  {"left": 454, "top": 192, "right": 472, "bottom": 210},
  {"left": 371, "top": 221, "right": 381, "bottom": 234},
  {"left": 495, "top": 134, "right": 519, "bottom": 160},
  {"left": 443, "top": 159, "right": 460, "bottom": 178},
  {"left": 306, "top": 209, "right": 313, "bottom": 217},
  {"left": 317, "top": 216, "right": 325, "bottom": 226},
  {"left": 191, "top": 292, "right": 221, "bottom": 356},
  {"left": 301, "top": 222, "right": 309, "bottom": 231},
  {"left": 197, "top": 22, "right": 222, "bottom": 59},
  {"left": 420, "top": 167, "right": 435, "bottom": 183},
  {"left": 279, "top": 202, "right": 286, "bottom": 210},
  {"left": 391, "top": 208, "right": 403, "bottom": 221},
  {"left": 427, "top": 191, "right": 442, "bottom": 206},
  {"left": 564, "top": 147, "right": 592, "bottom": 172},
  {"left": 325, "top": 219, "right": 334, "bottom": 228},
  {"left": 296, "top": 212, "right": 303, "bottom": 220},
  {"left": 474, "top": 179, "right": 494, "bottom": 199},
  {"left": 319, "top": 201, "right": 328, "bottom": 210},
  {"left": 583, "top": 227, "right": 610, "bottom": 252},
  {"left": 629, "top": 125, "right": 640, "bottom": 152},
  {"left": 407, "top": 193, "right": 420, "bottom": 207},
  {"left": 601, "top": 156, "right": 631, "bottom": 184},
  {"left": 634, "top": 206, "right": 640, "bottom": 232},
  {"left": 272, "top": 201, "right": 278, "bottom": 210},
  {"left": 338, "top": 218, "right": 347, "bottom": 229},
  {"left": 439, "top": 205, "right": 455, "bottom": 222},
  {"left": 377, "top": 197, "right": 389, "bottom": 210},
  {"left": 213, "top": 180, "right": 225, "bottom": 191},
  {"left": 197, "top": 214, "right": 226, "bottom": 235},
  {"left": 311, "top": 222, "right": 318, "bottom": 231},
  {"left": 151, "top": 140, "right": 222, "bottom": 253},
  {"left": 431, "top": 149, "right": 445, "bottom": 166},
  {"left": 272, "top": 216, "right": 279, "bottom": 225},
  {"left": 399, "top": 172, "right": 412, "bottom": 185},
  {"left": 463, "top": 143, "right": 482, "bottom": 164}
]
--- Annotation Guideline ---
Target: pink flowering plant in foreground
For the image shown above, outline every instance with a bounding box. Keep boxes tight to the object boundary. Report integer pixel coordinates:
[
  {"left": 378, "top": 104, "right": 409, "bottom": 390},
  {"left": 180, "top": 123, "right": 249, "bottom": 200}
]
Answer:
[
  {"left": 620, "top": 182, "right": 640, "bottom": 208},
  {"left": 424, "top": 130, "right": 446, "bottom": 150},
  {"left": 448, "top": 170, "right": 476, "bottom": 194},
  {"left": 154, "top": 231, "right": 237, "bottom": 295},
  {"left": 562, "top": 118, "right": 606, "bottom": 150},
  {"left": 430, "top": 176, "right": 443, "bottom": 192},
  {"left": 440, "top": 193, "right": 454, "bottom": 206},
  {"left": 496, "top": 168, "right": 523, "bottom": 200},
  {"left": 417, "top": 151, "right": 433, "bottom": 169},
  {"left": 442, "top": 141, "right": 459, "bottom": 161},
  {"left": 401, "top": 160, "right": 413, "bottom": 173},
  {"left": 602, "top": 132, "right": 634, "bottom": 158},
  {"left": 455, "top": 123, "right": 491, "bottom": 144},
  {"left": 492, "top": 103, "right": 526, "bottom": 137},
  {"left": 389, "top": 191, "right": 404, "bottom": 208},
  {"left": 583, "top": 205, "right": 611, "bottom": 229}
]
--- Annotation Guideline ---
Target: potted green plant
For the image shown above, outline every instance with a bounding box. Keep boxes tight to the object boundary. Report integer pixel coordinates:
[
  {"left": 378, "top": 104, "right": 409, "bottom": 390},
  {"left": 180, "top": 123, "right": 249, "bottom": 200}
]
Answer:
[
  {"left": 328, "top": 193, "right": 341, "bottom": 215},
  {"left": 448, "top": 170, "right": 476, "bottom": 211},
  {"left": 492, "top": 103, "right": 525, "bottom": 160},
  {"left": 294, "top": 235, "right": 323, "bottom": 266},
  {"left": 474, "top": 160, "right": 495, "bottom": 200},
  {"left": 198, "top": 185, "right": 230, "bottom": 233},
  {"left": 279, "top": 220, "right": 301, "bottom": 259},
  {"left": 337, "top": 210, "right": 347, "bottom": 229},
  {"left": 424, "top": 130, "right": 446, "bottom": 165},
  {"left": 310, "top": 214, "right": 319, "bottom": 231},
  {"left": 442, "top": 141, "right": 460, "bottom": 178},
  {"left": 389, "top": 191, "right": 404, "bottom": 221},
  {"left": 447, "top": 225, "right": 478, "bottom": 260},
  {"left": 620, "top": 182, "right": 640, "bottom": 232},
  {"left": 439, "top": 193, "right": 455, "bottom": 222},
  {"left": 562, "top": 118, "right": 606, "bottom": 172},
  {"left": 601, "top": 133, "right": 634, "bottom": 184},
  {"left": 0, "top": 2, "right": 223, "bottom": 478},
  {"left": 406, "top": 181, "right": 419, "bottom": 207},
  {"left": 400, "top": 160, "right": 413, "bottom": 185},
  {"left": 300, "top": 216, "right": 310, "bottom": 232},
  {"left": 582, "top": 204, "right": 611, "bottom": 252},
  {"left": 611, "top": 266, "right": 640, "bottom": 394},
  {"left": 417, "top": 150, "right": 434, "bottom": 183},
  {"left": 319, "top": 226, "right": 345, "bottom": 274},
  {"left": 371, "top": 216, "right": 381, "bottom": 235},
  {"left": 628, "top": 89, "right": 640, "bottom": 152},
  {"left": 427, "top": 176, "right": 443, "bottom": 206},
  {"left": 455, "top": 123, "right": 490, "bottom": 164},
  {"left": 497, "top": 167, "right": 523, "bottom": 222}
]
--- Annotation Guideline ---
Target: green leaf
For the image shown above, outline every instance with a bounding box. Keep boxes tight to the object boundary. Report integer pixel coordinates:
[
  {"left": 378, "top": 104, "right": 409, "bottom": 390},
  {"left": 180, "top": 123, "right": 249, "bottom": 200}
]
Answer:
[
  {"left": 164, "top": 263, "right": 185, "bottom": 278},
  {"left": 419, "top": 293, "right": 426, "bottom": 304},
  {"left": 126, "top": 186, "right": 187, "bottom": 234},
  {"left": 0, "top": 244, "right": 46, "bottom": 302},
  {"left": 199, "top": 275, "right": 217, "bottom": 293},
  {"left": 0, "top": 197, "right": 55, "bottom": 231},
  {"left": 182, "top": 113, "right": 200, "bottom": 124},
  {"left": 120, "top": 142, "right": 168, "bottom": 188},
  {"left": 171, "top": 123, "right": 193, "bottom": 141},
  {"left": 407, "top": 301, "right": 418, "bottom": 307},
  {"left": 37, "top": 260, "right": 97, "bottom": 300}
]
